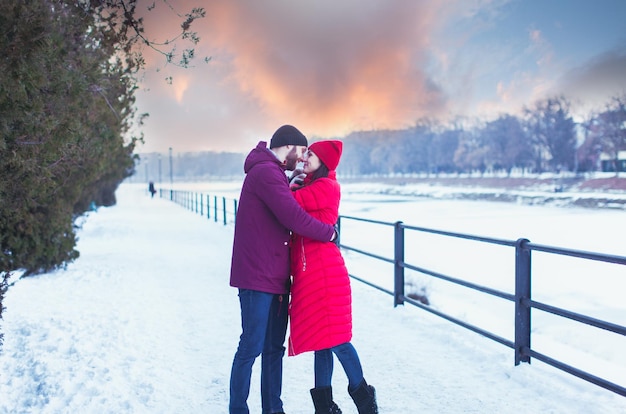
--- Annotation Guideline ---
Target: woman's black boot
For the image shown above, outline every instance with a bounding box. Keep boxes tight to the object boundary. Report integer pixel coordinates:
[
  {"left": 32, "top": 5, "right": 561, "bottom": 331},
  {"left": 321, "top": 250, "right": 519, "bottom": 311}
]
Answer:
[
  {"left": 348, "top": 379, "right": 378, "bottom": 414},
  {"left": 310, "top": 386, "right": 342, "bottom": 414}
]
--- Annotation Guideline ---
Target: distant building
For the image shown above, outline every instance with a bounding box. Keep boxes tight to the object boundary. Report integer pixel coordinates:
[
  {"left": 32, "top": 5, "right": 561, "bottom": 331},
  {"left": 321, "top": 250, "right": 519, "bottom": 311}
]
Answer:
[{"left": 600, "top": 150, "right": 626, "bottom": 172}]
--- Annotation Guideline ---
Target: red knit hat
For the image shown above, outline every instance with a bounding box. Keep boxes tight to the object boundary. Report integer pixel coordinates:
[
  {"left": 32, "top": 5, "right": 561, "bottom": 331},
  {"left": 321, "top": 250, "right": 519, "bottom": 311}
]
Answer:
[{"left": 309, "top": 140, "right": 343, "bottom": 171}]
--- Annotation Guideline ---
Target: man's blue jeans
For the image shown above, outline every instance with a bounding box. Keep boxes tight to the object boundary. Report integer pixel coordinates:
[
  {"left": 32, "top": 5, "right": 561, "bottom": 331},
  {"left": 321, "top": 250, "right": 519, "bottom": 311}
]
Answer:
[
  {"left": 314, "top": 342, "right": 364, "bottom": 390},
  {"left": 230, "top": 289, "right": 288, "bottom": 414}
]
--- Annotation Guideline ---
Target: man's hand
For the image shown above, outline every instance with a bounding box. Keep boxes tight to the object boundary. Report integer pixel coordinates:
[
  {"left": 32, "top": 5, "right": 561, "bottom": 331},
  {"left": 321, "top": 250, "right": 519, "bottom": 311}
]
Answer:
[{"left": 330, "top": 223, "right": 340, "bottom": 246}]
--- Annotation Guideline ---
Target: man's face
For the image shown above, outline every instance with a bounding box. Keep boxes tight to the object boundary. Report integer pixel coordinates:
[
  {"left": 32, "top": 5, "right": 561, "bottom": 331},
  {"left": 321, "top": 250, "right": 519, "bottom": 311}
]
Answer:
[{"left": 285, "top": 145, "right": 306, "bottom": 171}]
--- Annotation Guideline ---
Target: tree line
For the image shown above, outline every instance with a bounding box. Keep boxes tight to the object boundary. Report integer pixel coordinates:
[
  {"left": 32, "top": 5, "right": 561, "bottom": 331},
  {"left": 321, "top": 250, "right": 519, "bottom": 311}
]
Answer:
[
  {"left": 140, "top": 93, "right": 626, "bottom": 184},
  {"left": 340, "top": 94, "right": 626, "bottom": 177},
  {"left": 137, "top": 151, "right": 245, "bottom": 185}
]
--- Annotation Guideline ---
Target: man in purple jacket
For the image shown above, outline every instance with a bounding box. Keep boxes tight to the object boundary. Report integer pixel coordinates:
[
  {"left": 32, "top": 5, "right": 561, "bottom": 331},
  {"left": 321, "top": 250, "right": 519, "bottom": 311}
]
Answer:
[{"left": 229, "top": 125, "right": 337, "bottom": 414}]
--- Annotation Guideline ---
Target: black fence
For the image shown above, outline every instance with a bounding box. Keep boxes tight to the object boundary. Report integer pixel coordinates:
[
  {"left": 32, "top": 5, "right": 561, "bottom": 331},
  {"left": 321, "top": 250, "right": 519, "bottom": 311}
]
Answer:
[
  {"left": 158, "top": 188, "right": 626, "bottom": 397},
  {"left": 337, "top": 215, "right": 626, "bottom": 398},
  {"left": 161, "top": 188, "right": 238, "bottom": 225}
]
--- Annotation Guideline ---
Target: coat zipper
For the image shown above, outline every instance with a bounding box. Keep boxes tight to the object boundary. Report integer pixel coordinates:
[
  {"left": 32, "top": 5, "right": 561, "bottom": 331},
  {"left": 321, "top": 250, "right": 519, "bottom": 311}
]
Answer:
[{"left": 300, "top": 237, "right": 307, "bottom": 272}]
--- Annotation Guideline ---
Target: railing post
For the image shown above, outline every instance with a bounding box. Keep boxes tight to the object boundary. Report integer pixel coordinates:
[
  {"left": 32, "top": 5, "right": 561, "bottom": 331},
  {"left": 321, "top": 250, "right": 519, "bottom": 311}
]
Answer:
[
  {"left": 394, "top": 221, "right": 405, "bottom": 307},
  {"left": 233, "top": 199, "right": 238, "bottom": 225},
  {"left": 222, "top": 197, "right": 227, "bottom": 225},
  {"left": 214, "top": 195, "right": 218, "bottom": 222},
  {"left": 515, "top": 237, "right": 531, "bottom": 365},
  {"left": 207, "top": 194, "right": 210, "bottom": 219},
  {"left": 200, "top": 193, "right": 203, "bottom": 216},
  {"left": 336, "top": 217, "right": 341, "bottom": 246}
]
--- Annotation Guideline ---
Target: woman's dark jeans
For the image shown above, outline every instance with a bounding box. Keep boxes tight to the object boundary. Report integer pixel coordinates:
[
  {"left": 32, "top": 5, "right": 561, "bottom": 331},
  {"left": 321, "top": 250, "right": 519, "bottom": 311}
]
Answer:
[{"left": 314, "top": 342, "right": 364, "bottom": 390}]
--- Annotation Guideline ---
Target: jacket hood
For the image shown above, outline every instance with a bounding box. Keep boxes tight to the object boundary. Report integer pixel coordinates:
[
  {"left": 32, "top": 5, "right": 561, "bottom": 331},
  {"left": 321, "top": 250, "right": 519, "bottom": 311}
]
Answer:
[{"left": 244, "top": 141, "right": 282, "bottom": 174}]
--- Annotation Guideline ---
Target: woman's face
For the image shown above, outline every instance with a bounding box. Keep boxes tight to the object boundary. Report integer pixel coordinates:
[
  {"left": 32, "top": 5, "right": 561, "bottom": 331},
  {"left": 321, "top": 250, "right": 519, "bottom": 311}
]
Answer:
[{"left": 303, "top": 149, "right": 322, "bottom": 174}]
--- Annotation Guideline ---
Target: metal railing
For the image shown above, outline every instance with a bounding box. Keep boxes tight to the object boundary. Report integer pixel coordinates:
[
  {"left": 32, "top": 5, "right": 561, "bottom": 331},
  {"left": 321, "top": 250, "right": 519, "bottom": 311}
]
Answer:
[
  {"left": 158, "top": 188, "right": 626, "bottom": 397},
  {"left": 161, "top": 188, "right": 238, "bottom": 225},
  {"left": 338, "top": 215, "right": 626, "bottom": 397}
]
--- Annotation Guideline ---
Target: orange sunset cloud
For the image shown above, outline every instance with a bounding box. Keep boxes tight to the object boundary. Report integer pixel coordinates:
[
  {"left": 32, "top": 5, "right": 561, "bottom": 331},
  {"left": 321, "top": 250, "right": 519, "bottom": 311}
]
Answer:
[{"left": 133, "top": 0, "right": 626, "bottom": 153}]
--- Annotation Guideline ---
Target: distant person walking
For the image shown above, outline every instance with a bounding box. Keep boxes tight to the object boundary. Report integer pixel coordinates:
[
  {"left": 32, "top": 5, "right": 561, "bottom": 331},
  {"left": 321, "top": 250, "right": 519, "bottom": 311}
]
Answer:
[
  {"left": 229, "top": 125, "right": 338, "bottom": 414},
  {"left": 148, "top": 181, "right": 156, "bottom": 198},
  {"left": 289, "top": 140, "right": 378, "bottom": 414}
]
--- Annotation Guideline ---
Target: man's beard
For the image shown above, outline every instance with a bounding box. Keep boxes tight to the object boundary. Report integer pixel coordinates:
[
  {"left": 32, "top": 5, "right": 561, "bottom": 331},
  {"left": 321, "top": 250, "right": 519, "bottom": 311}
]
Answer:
[{"left": 284, "top": 147, "right": 299, "bottom": 171}]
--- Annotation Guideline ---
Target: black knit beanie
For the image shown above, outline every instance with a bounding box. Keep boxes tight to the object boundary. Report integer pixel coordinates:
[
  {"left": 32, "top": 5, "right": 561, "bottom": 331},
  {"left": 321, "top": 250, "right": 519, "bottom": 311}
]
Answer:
[{"left": 269, "top": 125, "right": 308, "bottom": 148}]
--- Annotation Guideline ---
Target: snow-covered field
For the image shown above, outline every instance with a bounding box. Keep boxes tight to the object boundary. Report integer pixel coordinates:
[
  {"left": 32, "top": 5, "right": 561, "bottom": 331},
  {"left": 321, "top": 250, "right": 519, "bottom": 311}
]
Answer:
[{"left": 0, "top": 181, "right": 624, "bottom": 413}]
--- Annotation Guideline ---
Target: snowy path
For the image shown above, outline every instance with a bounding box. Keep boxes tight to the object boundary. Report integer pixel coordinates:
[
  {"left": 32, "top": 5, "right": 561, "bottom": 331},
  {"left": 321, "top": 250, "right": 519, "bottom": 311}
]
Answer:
[{"left": 0, "top": 183, "right": 624, "bottom": 413}]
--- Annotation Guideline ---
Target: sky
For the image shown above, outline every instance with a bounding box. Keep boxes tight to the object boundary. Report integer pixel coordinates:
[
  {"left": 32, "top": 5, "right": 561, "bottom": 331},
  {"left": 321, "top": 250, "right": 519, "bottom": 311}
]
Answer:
[
  {"left": 0, "top": 182, "right": 624, "bottom": 413},
  {"left": 132, "top": 0, "right": 626, "bottom": 154}
]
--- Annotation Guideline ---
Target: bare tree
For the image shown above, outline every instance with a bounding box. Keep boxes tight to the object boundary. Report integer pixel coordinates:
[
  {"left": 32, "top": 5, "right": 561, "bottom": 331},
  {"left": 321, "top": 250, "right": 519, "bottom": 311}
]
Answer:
[
  {"left": 482, "top": 114, "right": 533, "bottom": 175},
  {"left": 594, "top": 93, "right": 626, "bottom": 175},
  {"left": 524, "top": 96, "right": 577, "bottom": 172}
]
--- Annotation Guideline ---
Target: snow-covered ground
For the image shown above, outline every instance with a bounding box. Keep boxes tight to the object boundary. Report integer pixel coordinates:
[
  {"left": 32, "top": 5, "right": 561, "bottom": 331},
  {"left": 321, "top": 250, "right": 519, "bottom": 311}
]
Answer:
[{"left": 0, "top": 182, "right": 624, "bottom": 413}]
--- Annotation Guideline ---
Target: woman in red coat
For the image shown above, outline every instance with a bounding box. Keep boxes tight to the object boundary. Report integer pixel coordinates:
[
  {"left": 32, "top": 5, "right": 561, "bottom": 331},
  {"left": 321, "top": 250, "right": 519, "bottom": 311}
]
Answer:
[{"left": 288, "top": 140, "right": 378, "bottom": 414}]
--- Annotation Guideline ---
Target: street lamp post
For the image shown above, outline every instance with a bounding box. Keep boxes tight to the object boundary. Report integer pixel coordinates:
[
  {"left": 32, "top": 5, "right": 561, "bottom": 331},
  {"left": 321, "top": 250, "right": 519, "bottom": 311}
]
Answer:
[
  {"left": 158, "top": 154, "right": 162, "bottom": 187},
  {"left": 169, "top": 147, "right": 173, "bottom": 200},
  {"left": 169, "top": 147, "right": 173, "bottom": 185}
]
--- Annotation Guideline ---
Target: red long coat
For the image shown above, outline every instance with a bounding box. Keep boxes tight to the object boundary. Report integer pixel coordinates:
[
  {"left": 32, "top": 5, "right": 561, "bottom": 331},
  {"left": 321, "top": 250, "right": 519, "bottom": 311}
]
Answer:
[{"left": 288, "top": 171, "right": 352, "bottom": 356}]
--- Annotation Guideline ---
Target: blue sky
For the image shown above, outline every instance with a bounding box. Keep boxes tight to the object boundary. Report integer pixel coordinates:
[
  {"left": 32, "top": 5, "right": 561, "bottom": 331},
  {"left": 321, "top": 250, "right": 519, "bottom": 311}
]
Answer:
[{"left": 133, "top": 0, "right": 626, "bottom": 154}]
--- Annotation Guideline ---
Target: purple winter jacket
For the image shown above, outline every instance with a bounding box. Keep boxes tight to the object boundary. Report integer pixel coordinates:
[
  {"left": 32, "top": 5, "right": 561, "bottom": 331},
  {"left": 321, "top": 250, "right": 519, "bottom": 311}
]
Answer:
[{"left": 229, "top": 141, "right": 335, "bottom": 294}]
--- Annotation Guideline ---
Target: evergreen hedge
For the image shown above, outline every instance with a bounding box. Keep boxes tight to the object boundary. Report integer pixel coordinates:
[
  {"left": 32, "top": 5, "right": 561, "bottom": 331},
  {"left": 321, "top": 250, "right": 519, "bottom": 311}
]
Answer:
[{"left": 0, "top": 1, "right": 139, "bottom": 276}]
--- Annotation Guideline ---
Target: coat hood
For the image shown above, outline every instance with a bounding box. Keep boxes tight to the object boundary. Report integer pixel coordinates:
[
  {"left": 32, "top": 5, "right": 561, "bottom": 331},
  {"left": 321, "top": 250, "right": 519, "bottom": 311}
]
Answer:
[{"left": 244, "top": 141, "right": 282, "bottom": 174}]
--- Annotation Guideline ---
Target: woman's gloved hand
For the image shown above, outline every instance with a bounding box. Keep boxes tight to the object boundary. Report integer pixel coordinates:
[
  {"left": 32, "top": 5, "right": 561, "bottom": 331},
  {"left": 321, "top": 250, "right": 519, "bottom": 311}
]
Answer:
[{"left": 289, "top": 169, "right": 306, "bottom": 189}]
